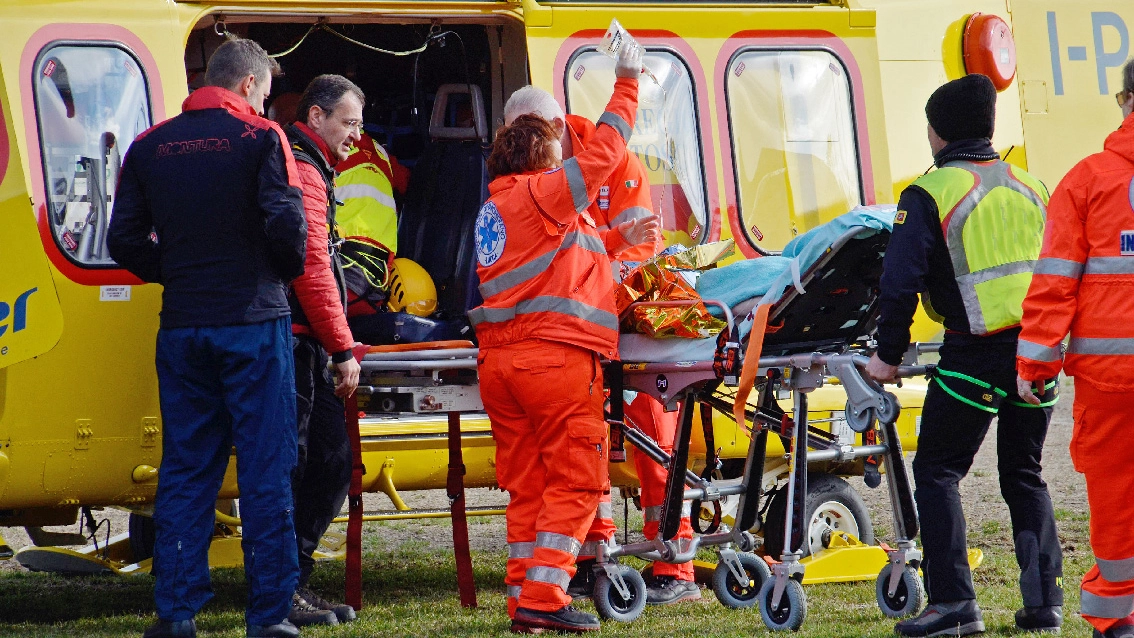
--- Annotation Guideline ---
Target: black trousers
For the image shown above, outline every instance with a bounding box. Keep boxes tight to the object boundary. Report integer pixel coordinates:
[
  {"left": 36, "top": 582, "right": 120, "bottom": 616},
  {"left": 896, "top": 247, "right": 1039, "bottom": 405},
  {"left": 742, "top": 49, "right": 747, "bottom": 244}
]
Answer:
[
  {"left": 292, "top": 336, "right": 352, "bottom": 588},
  {"left": 913, "top": 338, "right": 1063, "bottom": 607}
]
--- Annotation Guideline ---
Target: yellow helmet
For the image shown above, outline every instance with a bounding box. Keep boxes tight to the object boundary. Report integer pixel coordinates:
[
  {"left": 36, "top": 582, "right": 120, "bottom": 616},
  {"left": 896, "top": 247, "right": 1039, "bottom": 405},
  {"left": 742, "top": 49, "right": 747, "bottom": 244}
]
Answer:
[{"left": 387, "top": 258, "right": 437, "bottom": 317}]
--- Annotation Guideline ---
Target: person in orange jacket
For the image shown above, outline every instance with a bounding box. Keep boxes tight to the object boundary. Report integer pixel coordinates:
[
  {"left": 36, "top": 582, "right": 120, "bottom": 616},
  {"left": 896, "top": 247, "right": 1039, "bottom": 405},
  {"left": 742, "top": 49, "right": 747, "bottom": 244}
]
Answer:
[
  {"left": 473, "top": 43, "right": 646, "bottom": 634},
  {"left": 1016, "top": 58, "right": 1134, "bottom": 638},
  {"left": 501, "top": 85, "right": 697, "bottom": 605}
]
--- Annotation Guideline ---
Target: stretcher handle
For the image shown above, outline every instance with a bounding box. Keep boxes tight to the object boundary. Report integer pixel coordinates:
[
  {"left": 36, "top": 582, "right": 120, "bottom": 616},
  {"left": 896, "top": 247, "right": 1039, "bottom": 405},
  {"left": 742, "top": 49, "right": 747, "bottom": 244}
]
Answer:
[
  {"left": 362, "top": 348, "right": 479, "bottom": 362},
  {"left": 848, "top": 354, "right": 934, "bottom": 380},
  {"left": 624, "top": 299, "right": 734, "bottom": 335}
]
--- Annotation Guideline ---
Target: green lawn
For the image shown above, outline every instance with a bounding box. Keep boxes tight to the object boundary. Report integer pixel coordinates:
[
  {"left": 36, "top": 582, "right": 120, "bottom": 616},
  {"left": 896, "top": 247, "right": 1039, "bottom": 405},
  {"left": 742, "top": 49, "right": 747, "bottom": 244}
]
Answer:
[{"left": 0, "top": 522, "right": 1095, "bottom": 638}]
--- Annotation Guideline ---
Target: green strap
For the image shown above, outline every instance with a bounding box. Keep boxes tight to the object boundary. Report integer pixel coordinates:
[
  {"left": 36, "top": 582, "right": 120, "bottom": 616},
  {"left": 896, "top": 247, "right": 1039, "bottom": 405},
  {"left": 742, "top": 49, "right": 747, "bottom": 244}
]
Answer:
[
  {"left": 935, "top": 368, "right": 1008, "bottom": 397},
  {"left": 933, "top": 376, "right": 999, "bottom": 413}
]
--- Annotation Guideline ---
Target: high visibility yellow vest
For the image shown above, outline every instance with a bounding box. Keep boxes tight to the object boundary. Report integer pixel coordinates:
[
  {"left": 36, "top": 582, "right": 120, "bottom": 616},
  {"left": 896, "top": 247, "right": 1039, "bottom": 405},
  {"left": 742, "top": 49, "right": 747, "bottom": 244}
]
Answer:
[
  {"left": 335, "top": 134, "right": 399, "bottom": 253},
  {"left": 913, "top": 160, "right": 1048, "bottom": 335}
]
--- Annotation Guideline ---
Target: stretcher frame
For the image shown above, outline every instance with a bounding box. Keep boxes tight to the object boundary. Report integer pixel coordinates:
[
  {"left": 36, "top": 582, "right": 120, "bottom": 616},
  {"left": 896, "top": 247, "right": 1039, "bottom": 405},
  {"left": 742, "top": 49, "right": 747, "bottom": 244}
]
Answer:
[{"left": 348, "top": 225, "right": 931, "bottom": 630}]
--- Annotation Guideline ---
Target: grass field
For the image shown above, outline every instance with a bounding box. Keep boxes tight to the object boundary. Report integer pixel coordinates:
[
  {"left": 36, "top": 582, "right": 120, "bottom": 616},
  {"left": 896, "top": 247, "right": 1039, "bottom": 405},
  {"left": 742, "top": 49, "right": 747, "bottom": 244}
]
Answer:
[{"left": 0, "top": 511, "right": 1096, "bottom": 638}]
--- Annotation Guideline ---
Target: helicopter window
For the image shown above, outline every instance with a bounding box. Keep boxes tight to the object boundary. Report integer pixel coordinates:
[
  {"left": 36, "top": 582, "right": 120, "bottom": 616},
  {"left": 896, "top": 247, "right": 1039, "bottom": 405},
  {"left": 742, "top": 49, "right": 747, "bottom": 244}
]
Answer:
[
  {"left": 33, "top": 43, "right": 153, "bottom": 267},
  {"left": 565, "top": 49, "right": 708, "bottom": 248},
  {"left": 725, "top": 49, "right": 863, "bottom": 252}
]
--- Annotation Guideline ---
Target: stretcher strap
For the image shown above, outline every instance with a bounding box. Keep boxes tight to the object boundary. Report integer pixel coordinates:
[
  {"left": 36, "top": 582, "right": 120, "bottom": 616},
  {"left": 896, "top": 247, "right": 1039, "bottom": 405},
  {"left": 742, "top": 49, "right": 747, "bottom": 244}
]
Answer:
[
  {"left": 733, "top": 304, "right": 772, "bottom": 428},
  {"left": 447, "top": 411, "right": 478, "bottom": 608},
  {"left": 345, "top": 392, "right": 364, "bottom": 611}
]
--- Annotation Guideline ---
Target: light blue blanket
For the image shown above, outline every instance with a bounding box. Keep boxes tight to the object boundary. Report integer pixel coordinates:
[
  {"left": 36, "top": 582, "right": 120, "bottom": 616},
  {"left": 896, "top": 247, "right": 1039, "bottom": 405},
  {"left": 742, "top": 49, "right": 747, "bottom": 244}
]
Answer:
[{"left": 696, "top": 204, "right": 896, "bottom": 317}]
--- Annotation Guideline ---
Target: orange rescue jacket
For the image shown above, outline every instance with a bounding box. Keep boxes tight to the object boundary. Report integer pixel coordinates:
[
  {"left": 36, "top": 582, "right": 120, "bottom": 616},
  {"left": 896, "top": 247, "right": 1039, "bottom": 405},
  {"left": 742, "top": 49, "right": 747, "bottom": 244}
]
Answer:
[
  {"left": 1018, "top": 113, "right": 1134, "bottom": 391},
  {"left": 470, "top": 77, "right": 639, "bottom": 358},
  {"left": 565, "top": 114, "right": 659, "bottom": 262}
]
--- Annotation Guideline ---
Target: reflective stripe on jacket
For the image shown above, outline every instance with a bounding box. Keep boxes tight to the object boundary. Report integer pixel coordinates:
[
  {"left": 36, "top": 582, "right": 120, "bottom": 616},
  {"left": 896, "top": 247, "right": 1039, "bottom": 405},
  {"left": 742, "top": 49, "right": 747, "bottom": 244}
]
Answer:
[
  {"left": 336, "top": 133, "right": 399, "bottom": 253},
  {"left": 913, "top": 159, "right": 1048, "bottom": 335},
  {"left": 1018, "top": 113, "right": 1134, "bottom": 391},
  {"left": 470, "top": 77, "right": 639, "bottom": 358}
]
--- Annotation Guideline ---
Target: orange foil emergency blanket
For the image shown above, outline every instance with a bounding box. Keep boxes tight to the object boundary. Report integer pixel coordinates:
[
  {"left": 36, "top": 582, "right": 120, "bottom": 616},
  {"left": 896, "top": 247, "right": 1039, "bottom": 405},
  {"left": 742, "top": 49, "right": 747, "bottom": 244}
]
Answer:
[{"left": 615, "top": 240, "right": 734, "bottom": 338}]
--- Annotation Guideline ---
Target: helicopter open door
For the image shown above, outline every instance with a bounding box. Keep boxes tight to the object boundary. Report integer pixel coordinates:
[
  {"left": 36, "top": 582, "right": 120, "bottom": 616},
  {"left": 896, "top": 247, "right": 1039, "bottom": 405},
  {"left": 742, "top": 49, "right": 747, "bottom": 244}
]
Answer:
[{"left": 0, "top": 65, "right": 63, "bottom": 370}]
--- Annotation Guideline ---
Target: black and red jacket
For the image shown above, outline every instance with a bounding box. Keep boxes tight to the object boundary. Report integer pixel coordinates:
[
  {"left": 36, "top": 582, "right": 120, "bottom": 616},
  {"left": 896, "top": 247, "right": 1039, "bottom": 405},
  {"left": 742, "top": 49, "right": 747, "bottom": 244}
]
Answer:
[
  {"left": 284, "top": 122, "right": 355, "bottom": 362},
  {"left": 108, "top": 86, "right": 307, "bottom": 328}
]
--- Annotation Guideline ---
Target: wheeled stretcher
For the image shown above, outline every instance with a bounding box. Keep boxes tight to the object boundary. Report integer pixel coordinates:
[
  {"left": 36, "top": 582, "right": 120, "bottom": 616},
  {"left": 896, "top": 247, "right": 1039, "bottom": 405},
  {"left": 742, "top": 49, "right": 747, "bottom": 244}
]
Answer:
[
  {"left": 581, "top": 222, "right": 936, "bottom": 630},
  {"left": 350, "top": 216, "right": 934, "bottom": 631}
]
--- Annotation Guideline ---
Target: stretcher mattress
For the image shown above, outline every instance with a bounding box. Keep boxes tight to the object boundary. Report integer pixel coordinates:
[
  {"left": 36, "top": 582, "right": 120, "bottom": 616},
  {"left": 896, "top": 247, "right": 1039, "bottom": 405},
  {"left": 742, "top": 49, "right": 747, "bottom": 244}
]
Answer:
[{"left": 620, "top": 205, "right": 896, "bottom": 363}]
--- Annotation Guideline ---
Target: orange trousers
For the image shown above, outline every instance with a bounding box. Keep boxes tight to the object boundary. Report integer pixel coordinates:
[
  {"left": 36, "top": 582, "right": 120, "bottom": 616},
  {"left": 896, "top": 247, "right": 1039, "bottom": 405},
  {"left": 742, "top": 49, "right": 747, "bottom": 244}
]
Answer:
[
  {"left": 579, "top": 393, "right": 694, "bottom": 581},
  {"left": 1071, "top": 381, "right": 1134, "bottom": 633},
  {"left": 479, "top": 340, "right": 608, "bottom": 616}
]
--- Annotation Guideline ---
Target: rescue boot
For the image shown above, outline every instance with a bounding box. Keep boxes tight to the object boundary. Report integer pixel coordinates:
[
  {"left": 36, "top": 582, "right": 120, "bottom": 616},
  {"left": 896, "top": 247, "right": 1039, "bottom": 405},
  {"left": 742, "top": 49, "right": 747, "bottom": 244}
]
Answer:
[
  {"left": 1094, "top": 619, "right": 1134, "bottom": 638},
  {"left": 512, "top": 605, "right": 601, "bottom": 633},
  {"left": 142, "top": 619, "right": 197, "bottom": 638},
  {"left": 287, "top": 592, "right": 337, "bottom": 626},
  {"left": 566, "top": 560, "right": 596, "bottom": 600},
  {"left": 297, "top": 587, "right": 357, "bottom": 623},
  {"left": 894, "top": 600, "right": 985, "bottom": 637},
  {"left": 246, "top": 619, "right": 301, "bottom": 638},
  {"left": 1015, "top": 606, "right": 1062, "bottom": 633},
  {"left": 645, "top": 575, "right": 702, "bottom": 605}
]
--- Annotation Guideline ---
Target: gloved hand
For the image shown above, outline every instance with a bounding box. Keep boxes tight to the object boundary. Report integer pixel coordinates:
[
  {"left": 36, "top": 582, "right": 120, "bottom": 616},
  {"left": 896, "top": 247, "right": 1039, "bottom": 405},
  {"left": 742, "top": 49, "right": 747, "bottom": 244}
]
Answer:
[
  {"left": 1015, "top": 374, "right": 1042, "bottom": 405},
  {"left": 615, "top": 214, "right": 661, "bottom": 247},
  {"left": 614, "top": 42, "right": 644, "bottom": 79}
]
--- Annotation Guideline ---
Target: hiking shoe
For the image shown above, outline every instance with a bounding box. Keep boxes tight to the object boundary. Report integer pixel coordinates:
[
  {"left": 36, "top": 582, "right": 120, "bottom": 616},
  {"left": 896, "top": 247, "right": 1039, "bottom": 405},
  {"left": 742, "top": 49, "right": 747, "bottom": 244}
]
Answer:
[
  {"left": 143, "top": 619, "right": 196, "bottom": 638},
  {"left": 298, "top": 587, "right": 357, "bottom": 623},
  {"left": 287, "top": 592, "right": 337, "bottom": 627},
  {"left": 567, "top": 560, "right": 596, "bottom": 600},
  {"left": 1015, "top": 606, "right": 1062, "bottom": 633},
  {"left": 247, "top": 620, "right": 301, "bottom": 638},
  {"left": 646, "top": 576, "right": 702, "bottom": 605},
  {"left": 512, "top": 605, "right": 600, "bottom": 633},
  {"left": 894, "top": 600, "right": 985, "bottom": 637},
  {"left": 1095, "top": 621, "right": 1134, "bottom": 638}
]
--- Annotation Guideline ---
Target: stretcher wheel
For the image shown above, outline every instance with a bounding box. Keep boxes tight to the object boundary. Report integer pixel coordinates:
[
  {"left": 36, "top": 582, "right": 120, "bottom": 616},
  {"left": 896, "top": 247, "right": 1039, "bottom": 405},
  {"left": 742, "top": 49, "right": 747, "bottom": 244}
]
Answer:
[
  {"left": 593, "top": 564, "right": 647, "bottom": 623},
  {"left": 758, "top": 577, "right": 807, "bottom": 632},
  {"left": 845, "top": 402, "right": 876, "bottom": 433},
  {"left": 876, "top": 564, "right": 924, "bottom": 618},
  {"left": 711, "top": 552, "right": 771, "bottom": 609}
]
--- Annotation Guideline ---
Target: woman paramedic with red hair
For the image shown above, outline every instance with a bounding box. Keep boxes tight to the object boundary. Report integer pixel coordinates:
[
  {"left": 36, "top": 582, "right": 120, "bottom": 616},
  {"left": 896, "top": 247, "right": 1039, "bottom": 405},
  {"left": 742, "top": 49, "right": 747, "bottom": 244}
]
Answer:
[{"left": 470, "top": 44, "right": 643, "bottom": 635}]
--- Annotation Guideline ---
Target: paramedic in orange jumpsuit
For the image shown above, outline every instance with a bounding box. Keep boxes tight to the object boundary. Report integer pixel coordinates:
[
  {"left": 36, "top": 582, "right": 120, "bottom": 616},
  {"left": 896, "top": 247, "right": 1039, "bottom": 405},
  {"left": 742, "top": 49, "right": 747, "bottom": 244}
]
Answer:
[
  {"left": 1016, "top": 58, "right": 1134, "bottom": 638},
  {"left": 501, "top": 85, "right": 697, "bottom": 605},
  {"left": 472, "top": 44, "right": 642, "bottom": 634}
]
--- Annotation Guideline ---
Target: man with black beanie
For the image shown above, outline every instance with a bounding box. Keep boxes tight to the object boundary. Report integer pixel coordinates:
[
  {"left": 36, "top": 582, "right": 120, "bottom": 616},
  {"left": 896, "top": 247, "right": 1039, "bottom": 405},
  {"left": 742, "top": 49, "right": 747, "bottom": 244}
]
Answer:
[{"left": 865, "top": 73, "right": 1065, "bottom": 636}]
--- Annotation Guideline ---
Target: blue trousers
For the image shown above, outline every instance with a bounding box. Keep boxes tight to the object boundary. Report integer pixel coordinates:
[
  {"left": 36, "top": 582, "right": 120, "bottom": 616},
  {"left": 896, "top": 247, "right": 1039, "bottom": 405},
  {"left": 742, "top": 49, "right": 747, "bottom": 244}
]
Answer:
[{"left": 153, "top": 317, "right": 299, "bottom": 626}]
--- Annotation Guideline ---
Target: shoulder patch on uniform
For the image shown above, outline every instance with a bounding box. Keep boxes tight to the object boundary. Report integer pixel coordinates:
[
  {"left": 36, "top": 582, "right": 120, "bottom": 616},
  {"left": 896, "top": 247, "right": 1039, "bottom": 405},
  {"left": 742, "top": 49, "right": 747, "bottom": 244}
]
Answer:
[
  {"left": 476, "top": 202, "right": 508, "bottom": 267},
  {"left": 625, "top": 179, "right": 638, "bottom": 188},
  {"left": 894, "top": 210, "right": 908, "bottom": 224},
  {"left": 1121, "top": 230, "right": 1134, "bottom": 255}
]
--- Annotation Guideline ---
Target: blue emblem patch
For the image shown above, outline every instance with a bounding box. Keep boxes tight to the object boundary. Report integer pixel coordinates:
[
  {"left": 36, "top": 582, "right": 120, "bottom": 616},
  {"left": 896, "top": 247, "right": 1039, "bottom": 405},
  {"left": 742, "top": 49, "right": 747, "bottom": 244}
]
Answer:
[{"left": 476, "top": 201, "right": 507, "bottom": 267}]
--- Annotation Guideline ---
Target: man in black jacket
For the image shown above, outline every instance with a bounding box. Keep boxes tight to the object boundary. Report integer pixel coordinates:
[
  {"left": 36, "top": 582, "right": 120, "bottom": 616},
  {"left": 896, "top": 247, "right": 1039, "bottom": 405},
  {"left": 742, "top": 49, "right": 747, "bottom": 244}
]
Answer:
[
  {"left": 866, "top": 74, "right": 1063, "bottom": 636},
  {"left": 108, "top": 38, "right": 307, "bottom": 638}
]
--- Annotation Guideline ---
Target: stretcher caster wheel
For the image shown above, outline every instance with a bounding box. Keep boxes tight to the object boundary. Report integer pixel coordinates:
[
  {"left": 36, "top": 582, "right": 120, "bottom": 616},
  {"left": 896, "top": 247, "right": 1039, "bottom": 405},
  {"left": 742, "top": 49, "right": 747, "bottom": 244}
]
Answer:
[
  {"left": 876, "top": 564, "right": 924, "bottom": 618},
  {"left": 593, "top": 564, "right": 647, "bottom": 623},
  {"left": 711, "top": 552, "right": 770, "bottom": 609},
  {"left": 758, "top": 578, "right": 807, "bottom": 631}
]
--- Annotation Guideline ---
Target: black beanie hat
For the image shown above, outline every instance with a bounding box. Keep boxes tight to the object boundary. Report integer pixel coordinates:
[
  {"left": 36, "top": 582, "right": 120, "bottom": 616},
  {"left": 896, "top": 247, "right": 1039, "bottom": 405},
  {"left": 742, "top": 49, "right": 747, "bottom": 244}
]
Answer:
[{"left": 925, "top": 73, "right": 997, "bottom": 142}]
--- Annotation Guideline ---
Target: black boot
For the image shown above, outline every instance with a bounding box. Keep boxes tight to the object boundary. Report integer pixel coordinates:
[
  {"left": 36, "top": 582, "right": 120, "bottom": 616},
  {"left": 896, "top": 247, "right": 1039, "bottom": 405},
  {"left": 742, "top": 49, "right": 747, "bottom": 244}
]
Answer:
[
  {"left": 297, "top": 587, "right": 357, "bottom": 623},
  {"left": 1095, "top": 622, "right": 1134, "bottom": 638},
  {"left": 142, "top": 619, "right": 197, "bottom": 638},
  {"left": 645, "top": 575, "right": 702, "bottom": 605},
  {"left": 894, "top": 600, "right": 985, "bottom": 637},
  {"left": 1015, "top": 606, "right": 1062, "bottom": 633},
  {"left": 566, "top": 560, "right": 596, "bottom": 600},
  {"left": 246, "top": 619, "right": 301, "bottom": 638},
  {"left": 287, "top": 592, "right": 337, "bottom": 627},
  {"left": 512, "top": 605, "right": 600, "bottom": 634}
]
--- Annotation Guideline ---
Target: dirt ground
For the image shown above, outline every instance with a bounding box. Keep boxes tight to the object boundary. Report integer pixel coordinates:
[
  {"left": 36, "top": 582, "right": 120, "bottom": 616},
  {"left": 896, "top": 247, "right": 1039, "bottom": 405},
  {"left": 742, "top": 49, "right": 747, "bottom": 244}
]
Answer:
[{"left": 0, "top": 379, "right": 1086, "bottom": 569}]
